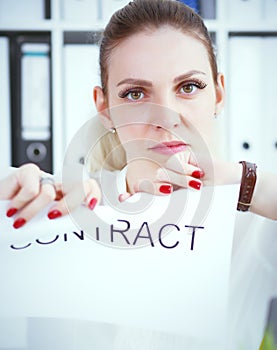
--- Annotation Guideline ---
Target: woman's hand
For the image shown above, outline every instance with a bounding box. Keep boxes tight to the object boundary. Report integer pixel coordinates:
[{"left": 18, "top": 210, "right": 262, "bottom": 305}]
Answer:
[
  {"left": 0, "top": 163, "right": 101, "bottom": 229},
  {"left": 118, "top": 156, "right": 244, "bottom": 202},
  {"left": 119, "top": 155, "right": 204, "bottom": 202}
]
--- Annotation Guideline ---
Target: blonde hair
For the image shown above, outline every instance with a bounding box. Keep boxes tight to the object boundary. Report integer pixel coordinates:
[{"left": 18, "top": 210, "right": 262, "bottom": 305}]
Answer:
[{"left": 86, "top": 118, "right": 126, "bottom": 173}]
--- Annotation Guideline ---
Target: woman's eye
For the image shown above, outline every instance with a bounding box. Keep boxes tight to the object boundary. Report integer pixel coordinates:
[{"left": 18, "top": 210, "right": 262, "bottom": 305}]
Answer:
[
  {"left": 127, "top": 91, "right": 144, "bottom": 101},
  {"left": 118, "top": 87, "right": 145, "bottom": 101},
  {"left": 179, "top": 84, "right": 197, "bottom": 94},
  {"left": 178, "top": 81, "right": 207, "bottom": 95}
]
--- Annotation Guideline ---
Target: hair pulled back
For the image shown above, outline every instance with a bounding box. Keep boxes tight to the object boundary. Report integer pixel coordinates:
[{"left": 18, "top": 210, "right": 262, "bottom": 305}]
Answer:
[{"left": 99, "top": 0, "right": 218, "bottom": 95}]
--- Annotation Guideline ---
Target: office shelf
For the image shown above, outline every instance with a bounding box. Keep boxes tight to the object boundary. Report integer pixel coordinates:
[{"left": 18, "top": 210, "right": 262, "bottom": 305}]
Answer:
[{"left": 1, "top": 0, "right": 276, "bottom": 172}]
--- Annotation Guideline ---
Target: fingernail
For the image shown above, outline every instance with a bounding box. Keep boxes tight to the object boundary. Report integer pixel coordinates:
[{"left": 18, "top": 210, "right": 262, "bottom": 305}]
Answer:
[
  {"left": 13, "top": 218, "right": 26, "bottom": 229},
  {"left": 189, "top": 180, "right": 202, "bottom": 190},
  {"left": 192, "top": 170, "right": 205, "bottom": 179},
  {"left": 6, "top": 207, "right": 18, "bottom": 217},
  {"left": 55, "top": 190, "right": 64, "bottom": 201},
  {"left": 48, "top": 210, "right": 62, "bottom": 220},
  {"left": 88, "top": 198, "right": 97, "bottom": 210},
  {"left": 159, "top": 184, "right": 172, "bottom": 194}
]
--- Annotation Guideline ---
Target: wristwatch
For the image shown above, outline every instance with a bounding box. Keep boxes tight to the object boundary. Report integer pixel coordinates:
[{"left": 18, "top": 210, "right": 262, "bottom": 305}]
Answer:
[{"left": 237, "top": 161, "right": 257, "bottom": 212}]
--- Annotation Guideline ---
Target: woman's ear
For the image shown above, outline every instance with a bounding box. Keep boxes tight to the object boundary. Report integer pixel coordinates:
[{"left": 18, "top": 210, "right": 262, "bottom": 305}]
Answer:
[
  {"left": 93, "top": 86, "right": 114, "bottom": 129},
  {"left": 214, "top": 73, "right": 225, "bottom": 116}
]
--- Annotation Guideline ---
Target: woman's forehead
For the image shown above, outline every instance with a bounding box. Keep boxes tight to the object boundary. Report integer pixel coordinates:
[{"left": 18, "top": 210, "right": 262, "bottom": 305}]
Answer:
[{"left": 107, "top": 27, "right": 211, "bottom": 81}]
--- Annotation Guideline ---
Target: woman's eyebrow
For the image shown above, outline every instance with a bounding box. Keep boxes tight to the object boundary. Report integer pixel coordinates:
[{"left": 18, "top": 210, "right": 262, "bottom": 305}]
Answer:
[
  {"left": 116, "top": 78, "right": 153, "bottom": 87},
  {"left": 116, "top": 70, "right": 206, "bottom": 87},
  {"left": 173, "top": 70, "right": 206, "bottom": 84}
]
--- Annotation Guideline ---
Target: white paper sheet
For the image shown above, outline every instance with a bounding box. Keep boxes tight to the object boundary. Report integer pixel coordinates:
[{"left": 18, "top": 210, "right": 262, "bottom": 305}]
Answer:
[{"left": 0, "top": 185, "right": 239, "bottom": 346}]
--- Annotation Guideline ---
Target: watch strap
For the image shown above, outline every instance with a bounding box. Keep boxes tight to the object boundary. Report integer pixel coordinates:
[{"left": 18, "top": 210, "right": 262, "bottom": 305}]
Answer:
[{"left": 237, "top": 161, "right": 257, "bottom": 212}]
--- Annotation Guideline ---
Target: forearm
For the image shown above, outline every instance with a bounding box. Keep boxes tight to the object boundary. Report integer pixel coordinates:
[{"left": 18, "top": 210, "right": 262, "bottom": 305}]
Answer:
[{"left": 250, "top": 171, "right": 277, "bottom": 220}]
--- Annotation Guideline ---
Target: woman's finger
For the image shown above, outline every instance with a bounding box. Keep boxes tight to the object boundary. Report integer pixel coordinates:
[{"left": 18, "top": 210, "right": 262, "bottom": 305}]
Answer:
[
  {"left": 165, "top": 156, "right": 204, "bottom": 178},
  {"left": 120, "top": 160, "right": 204, "bottom": 202},
  {"left": 156, "top": 167, "right": 202, "bottom": 190},
  {"left": 3, "top": 164, "right": 42, "bottom": 218},
  {"left": 0, "top": 164, "right": 41, "bottom": 202},
  {"left": 135, "top": 179, "right": 173, "bottom": 195},
  {"left": 12, "top": 182, "right": 57, "bottom": 229},
  {"left": 118, "top": 180, "right": 173, "bottom": 202},
  {"left": 0, "top": 175, "right": 19, "bottom": 200},
  {"left": 47, "top": 178, "right": 101, "bottom": 220},
  {"left": 118, "top": 192, "right": 132, "bottom": 203}
]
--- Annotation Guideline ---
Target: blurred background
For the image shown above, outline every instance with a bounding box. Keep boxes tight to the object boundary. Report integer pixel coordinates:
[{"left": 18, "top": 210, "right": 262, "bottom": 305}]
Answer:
[{"left": 0, "top": 0, "right": 276, "bottom": 174}]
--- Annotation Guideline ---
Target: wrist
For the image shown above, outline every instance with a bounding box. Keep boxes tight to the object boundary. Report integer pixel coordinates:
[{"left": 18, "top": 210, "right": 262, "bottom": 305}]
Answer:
[
  {"left": 205, "top": 160, "right": 242, "bottom": 185},
  {"left": 237, "top": 161, "right": 257, "bottom": 212}
]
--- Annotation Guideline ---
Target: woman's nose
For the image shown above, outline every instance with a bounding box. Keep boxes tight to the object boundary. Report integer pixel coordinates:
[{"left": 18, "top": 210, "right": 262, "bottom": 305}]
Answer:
[{"left": 147, "top": 103, "right": 181, "bottom": 131}]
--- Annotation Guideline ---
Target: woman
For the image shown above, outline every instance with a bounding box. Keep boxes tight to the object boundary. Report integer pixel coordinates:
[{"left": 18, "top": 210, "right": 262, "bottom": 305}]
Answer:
[
  {"left": 1, "top": 0, "right": 276, "bottom": 229},
  {"left": 0, "top": 1, "right": 276, "bottom": 348}
]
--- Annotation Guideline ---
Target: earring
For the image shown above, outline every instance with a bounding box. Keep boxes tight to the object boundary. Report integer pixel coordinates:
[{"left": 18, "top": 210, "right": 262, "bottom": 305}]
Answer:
[
  {"left": 109, "top": 127, "right": 116, "bottom": 134},
  {"left": 214, "top": 112, "right": 217, "bottom": 119}
]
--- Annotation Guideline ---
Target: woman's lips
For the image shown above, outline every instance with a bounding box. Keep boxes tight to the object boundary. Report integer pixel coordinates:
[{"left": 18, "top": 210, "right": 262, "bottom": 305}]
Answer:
[{"left": 149, "top": 141, "right": 188, "bottom": 155}]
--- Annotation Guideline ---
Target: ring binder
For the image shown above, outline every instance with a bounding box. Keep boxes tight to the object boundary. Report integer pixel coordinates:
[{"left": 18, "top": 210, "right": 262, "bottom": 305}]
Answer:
[
  {"left": 10, "top": 33, "right": 53, "bottom": 173},
  {"left": 0, "top": 36, "right": 11, "bottom": 169}
]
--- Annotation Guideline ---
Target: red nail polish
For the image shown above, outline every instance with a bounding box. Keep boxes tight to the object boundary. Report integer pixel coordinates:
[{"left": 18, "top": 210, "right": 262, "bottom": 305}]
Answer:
[
  {"left": 48, "top": 210, "right": 62, "bottom": 220},
  {"left": 88, "top": 198, "right": 97, "bottom": 210},
  {"left": 189, "top": 180, "right": 201, "bottom": 190},
  {"left": 159, "top": 185, "right": 172, "bottom": 194},
  {"left": 55, "top": 190, "right": 64, "bottom": 201},
  {"left": 192, "top": 170, "right": 204, "bottom": 179},
  {"left": 6, "top": 207, "right": 18, "bottom": 217},
  {"left": 13, "top": 218, "right": 26, "bottom": 229}
]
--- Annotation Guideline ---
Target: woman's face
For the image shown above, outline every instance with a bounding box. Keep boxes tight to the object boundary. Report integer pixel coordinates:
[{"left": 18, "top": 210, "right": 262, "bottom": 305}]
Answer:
[{"left": 95, "top": 26, "right": 224, "bottom": 167}]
